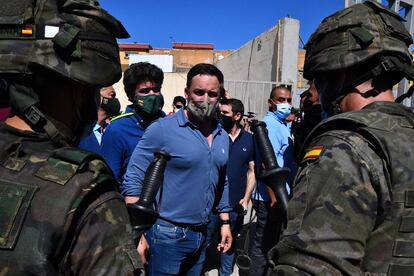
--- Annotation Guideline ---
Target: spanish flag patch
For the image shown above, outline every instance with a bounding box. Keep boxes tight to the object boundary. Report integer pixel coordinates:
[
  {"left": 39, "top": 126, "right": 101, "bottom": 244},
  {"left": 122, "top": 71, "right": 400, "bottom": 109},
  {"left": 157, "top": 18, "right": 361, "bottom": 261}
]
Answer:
[
  {"left": 303, "top": 146, "right": 324, "bottom": 162},
  {"left": 21, "top": 27, "right": 33, "bottom": 36}
]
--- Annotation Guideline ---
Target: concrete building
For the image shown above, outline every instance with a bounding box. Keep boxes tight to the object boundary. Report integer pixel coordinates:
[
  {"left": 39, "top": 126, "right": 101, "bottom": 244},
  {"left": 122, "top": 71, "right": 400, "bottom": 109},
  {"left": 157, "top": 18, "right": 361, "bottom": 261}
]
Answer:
[{"left": 216, "top": 17, "right": 301, "bottom": 118}]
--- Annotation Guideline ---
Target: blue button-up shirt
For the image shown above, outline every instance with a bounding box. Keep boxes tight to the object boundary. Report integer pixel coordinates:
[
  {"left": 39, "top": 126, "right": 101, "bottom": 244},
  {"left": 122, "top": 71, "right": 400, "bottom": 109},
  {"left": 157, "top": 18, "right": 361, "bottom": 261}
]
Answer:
[
  {"left": 101, "top": 106, "right": 146, "bottom": 182},
  {"left": 253, "top": 111, "right": 296, "bottom": 201},
  {"left": 122, "top": 108, "right": 231, "bottom": 225}
]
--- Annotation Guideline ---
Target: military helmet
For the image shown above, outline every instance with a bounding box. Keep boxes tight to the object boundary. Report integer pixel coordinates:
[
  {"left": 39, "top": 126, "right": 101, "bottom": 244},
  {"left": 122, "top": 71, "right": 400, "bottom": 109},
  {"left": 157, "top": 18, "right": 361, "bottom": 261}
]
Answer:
[
  {"left": 304, "top": 0, "right": 414, "bottom": 84},
  {"left": 0, "top": 0, "right": 129, "bottom": 87}
]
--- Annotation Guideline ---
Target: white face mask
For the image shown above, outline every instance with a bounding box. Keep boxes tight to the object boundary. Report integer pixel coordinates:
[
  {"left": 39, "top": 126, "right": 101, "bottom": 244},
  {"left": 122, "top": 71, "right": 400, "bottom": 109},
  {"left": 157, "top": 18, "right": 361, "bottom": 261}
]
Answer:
[
  {"left": 187, "top": 99, "right": 218, "bottom": 123},
  {"left": 274, "top": 103, "right": 292, "bottom": 120}
]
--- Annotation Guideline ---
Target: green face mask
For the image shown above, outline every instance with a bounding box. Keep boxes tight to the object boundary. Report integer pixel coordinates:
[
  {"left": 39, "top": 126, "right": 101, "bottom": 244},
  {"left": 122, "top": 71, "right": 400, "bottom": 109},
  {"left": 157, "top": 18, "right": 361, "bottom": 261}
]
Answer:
[{"left": 133, "top": 94, "right": 164, "bottom": 116}]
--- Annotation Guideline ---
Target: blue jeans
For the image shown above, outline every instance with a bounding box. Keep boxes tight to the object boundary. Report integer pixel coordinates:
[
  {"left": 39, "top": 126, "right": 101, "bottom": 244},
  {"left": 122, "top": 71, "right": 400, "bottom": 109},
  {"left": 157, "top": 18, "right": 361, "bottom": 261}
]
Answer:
[
  {"left": 146, "top": 219, "right": 206, "bottom": 275},
  {"left": 203, "top": 212, "right": 242, "bottom": 276}
]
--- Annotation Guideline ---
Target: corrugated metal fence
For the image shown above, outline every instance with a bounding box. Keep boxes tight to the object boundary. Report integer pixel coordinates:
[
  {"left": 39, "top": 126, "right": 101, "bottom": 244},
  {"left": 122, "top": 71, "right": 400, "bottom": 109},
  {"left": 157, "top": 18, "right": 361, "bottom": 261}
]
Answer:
[{"left": 224, "top": 80, "right": 297, "bottom": 119}]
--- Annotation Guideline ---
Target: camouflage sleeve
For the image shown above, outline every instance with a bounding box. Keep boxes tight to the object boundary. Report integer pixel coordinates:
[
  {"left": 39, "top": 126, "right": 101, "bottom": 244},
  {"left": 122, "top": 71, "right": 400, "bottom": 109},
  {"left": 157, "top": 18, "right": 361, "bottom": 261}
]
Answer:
[
  {"left": 69, "top": 192, "right": 142, "bottom": 275},
  {"left": 268, "top": 130, "right": 388, "bottom": 275}
]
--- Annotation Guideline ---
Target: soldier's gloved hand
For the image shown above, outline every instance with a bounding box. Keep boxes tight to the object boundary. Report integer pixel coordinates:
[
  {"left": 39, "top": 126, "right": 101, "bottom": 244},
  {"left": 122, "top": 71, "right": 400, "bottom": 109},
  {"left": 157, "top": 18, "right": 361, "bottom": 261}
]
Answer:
[{"left": 137, "top": 234, "right": 150, "bottom": 265}]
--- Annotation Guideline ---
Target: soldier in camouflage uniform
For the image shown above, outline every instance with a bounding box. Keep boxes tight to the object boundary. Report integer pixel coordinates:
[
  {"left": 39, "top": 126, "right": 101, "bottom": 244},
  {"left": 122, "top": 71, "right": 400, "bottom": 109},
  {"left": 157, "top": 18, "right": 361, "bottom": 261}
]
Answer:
[
  {"left": 268, "top": 1, "right": 414, "bottom": 275},
  {"left": 0, "top": 0, "right": 142, "bottom": 274}
]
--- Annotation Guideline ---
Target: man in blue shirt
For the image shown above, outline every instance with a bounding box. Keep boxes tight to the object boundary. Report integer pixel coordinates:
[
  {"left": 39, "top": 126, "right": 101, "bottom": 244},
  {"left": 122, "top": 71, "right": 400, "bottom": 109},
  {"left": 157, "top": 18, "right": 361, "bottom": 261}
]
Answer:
[
  {"left": 122, "top": 63, "right": 233, "bottom": 275},
  {"left": 203, "top": 98, "right": 256, "bottom": 276},
  {"left": 101, "top": 62, "right": 165, "bottom": 181},
  {"left": 249, "top": 86, "right": 296, "bottom": 276},
  {"left": 79, "top": 86, "right": 121, "bottom": 154}
]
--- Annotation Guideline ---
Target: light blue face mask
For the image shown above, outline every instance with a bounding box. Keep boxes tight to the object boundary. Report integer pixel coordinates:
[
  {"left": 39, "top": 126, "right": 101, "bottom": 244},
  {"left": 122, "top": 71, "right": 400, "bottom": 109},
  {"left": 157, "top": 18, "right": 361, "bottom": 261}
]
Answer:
[{"left": 274, "top": 103, "right": 292, "bottom": 120}]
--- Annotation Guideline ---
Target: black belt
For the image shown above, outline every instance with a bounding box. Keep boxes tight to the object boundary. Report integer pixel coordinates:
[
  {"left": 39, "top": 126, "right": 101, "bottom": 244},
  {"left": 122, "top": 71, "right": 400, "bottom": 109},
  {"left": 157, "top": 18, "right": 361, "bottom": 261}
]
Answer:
[{"left": 167, "top": 220, "right": 207, "bottom": 232}]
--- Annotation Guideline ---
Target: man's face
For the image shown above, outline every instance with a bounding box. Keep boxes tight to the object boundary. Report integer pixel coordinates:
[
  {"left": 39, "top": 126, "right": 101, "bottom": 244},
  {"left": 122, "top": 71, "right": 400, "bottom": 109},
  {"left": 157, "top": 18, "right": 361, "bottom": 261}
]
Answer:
[
  {"left": 135, "top": 81, "right": 161, "bottom": 97},
  {"left": 269, "top": 88, "right": 292, "bottom": 110},
  {"left": 220, "top": 104, "right": 234, "bottom": 117},
  {"left": 100, "top": 86, "right": 116, "bottom": 99},
  {"left": 185, "top": 74, "right": 220, "bottom": 104},
  {"left": 173, "top": 101, "right": 185, "bottom": 112}
]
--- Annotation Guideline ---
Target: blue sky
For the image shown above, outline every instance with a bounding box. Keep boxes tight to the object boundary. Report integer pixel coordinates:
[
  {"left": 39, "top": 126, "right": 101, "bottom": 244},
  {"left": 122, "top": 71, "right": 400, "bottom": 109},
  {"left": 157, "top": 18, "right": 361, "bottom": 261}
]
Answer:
[{"left": 100, "top": 0, "right": 344, "bottom": 50}]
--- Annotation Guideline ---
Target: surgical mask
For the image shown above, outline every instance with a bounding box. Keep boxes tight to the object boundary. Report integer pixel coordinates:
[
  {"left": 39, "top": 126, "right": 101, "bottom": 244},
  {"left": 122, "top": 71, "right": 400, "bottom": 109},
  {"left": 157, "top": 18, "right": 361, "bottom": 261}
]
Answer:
[
  {"left": 134, "top": 94, "right": 164, "bottom": 116},
  {"left": 187, "top": 100, "right": 218, "bottom": 123},
  {"left": 219, "top": 114, "right": 234, "bottom": 133},
  {"left": 274, "top": 103, "right": 292, "bottom": 120}
]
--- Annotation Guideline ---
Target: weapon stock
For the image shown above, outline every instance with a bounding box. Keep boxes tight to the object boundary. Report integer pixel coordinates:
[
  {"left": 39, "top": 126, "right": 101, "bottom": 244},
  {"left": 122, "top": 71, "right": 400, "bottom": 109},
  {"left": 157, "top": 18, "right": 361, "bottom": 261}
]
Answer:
[
  {"left": 250, "top": 120, "right": 290, "bottom": 215},
  {"left": 127, "top": 150, "right": 171, "bottom": 239}
]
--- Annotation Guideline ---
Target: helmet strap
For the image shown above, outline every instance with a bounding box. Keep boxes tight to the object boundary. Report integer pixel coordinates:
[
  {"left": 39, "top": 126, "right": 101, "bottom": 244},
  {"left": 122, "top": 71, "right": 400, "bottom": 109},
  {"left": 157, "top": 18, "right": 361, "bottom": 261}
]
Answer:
[
  {"left": 8, "top": 82, "right": 76, "bottom": 146},
  {"left": 395, "top": 85, "right": 414, "bottom": 103}
]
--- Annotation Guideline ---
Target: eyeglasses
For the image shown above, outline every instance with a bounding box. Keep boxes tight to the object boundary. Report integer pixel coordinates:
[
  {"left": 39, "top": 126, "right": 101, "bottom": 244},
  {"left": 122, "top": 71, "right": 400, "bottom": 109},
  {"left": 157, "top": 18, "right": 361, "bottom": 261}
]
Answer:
[
  {"left": 175, "top": 105, "right": 183, "bottom": 109},
  {"left": 274, "top": 97, "right": 292, "bottom": 104},
  {"left": 136, "top": 87, "right": 161, "bottom": 94}
]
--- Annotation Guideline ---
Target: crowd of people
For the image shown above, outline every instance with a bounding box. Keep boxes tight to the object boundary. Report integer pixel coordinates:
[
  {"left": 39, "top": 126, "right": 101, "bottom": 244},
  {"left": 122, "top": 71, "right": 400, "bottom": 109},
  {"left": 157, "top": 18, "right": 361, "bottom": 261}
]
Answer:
[{"left": 1, "top": 0, "right": 414, "bottom": 276}]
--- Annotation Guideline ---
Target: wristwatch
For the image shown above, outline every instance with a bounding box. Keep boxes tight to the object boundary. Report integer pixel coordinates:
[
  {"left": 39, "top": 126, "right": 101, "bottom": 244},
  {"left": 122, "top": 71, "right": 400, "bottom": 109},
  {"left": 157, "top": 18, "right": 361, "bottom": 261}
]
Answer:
[{"left": 220, "top": 219, "right": 231, "bottom": 226}]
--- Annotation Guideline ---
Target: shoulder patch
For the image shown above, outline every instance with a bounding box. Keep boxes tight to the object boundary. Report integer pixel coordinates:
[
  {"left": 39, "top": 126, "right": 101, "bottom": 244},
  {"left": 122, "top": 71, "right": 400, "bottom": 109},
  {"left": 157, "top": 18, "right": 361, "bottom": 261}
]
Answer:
[
  {"left": 35, "top": 157, "right": 78, "bottom": 185},
  {"left": 111, "top": 112, "right": 134, "bottom": 122},
  {"left": 303, "top": 146, "right": 324, "bottom": 162}
]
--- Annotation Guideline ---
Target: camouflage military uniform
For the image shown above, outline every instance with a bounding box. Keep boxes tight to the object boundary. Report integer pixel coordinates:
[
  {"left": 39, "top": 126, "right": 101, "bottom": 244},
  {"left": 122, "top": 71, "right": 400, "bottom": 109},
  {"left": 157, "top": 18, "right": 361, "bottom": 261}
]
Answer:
[
  {"left": 0, "top": 123, "right": 142, "bottom": 274},
  {"left": 268, "top": 102, "right": 414, "bottom": 275}
]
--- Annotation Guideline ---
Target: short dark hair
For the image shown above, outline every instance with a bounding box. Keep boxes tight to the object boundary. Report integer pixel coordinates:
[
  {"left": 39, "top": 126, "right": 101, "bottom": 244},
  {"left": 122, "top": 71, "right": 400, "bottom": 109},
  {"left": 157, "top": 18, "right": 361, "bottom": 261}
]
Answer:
[
  {"left": 270, "top": 85, "right": 291, "bottom": 100},
  {"left": 220, "top": 98, "right": 244, "bottom": 122},
  {"left": 173, "top": 96, "right": 186, "bottom": 106},
  {"left": 123, "top": 62, "right": 164, "bottom": 102},
  {"left": 186, "top": 63, "right": 224, "bottom": 95}
]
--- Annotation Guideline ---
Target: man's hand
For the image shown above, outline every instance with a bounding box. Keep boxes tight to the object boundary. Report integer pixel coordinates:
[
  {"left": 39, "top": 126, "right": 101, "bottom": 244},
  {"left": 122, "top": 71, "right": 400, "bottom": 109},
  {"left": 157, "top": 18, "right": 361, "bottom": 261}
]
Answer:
[
  {"left": 217, "top": 224, "right": 233, "bottom": 253},
  {"left": 137, "top": 234, "right": 149, "bottom": 264},
  {"left": 239, "top": 198, "right": 249, "bottom": 210}
]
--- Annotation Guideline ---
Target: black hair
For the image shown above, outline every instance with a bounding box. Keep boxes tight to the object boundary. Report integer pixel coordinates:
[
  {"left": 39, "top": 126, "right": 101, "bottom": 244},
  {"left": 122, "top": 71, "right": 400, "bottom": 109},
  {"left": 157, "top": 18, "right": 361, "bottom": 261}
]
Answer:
[
  {"left": 220, "top": 98, "right": 244, "bottom": 122},
  {"left": 270, "top": 85, "right": 291, "bottom": 100},
  {"left": 123, "top": 62, "right": 164, "bottom": 102},
  {"left": 186, "top": 63, "right": 224, "bottom": 95},
  {"left": 173, "top": 95, "right": 186, "bottom": 106}
]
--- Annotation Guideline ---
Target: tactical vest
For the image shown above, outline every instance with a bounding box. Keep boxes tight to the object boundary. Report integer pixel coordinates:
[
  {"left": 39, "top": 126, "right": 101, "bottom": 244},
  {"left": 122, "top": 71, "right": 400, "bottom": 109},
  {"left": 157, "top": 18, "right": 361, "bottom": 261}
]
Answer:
[
  {"left": 0, "top": 127, "right": 122, "bottom": 274},
  {"left": 303, "top": 101, "right": 414, "bottom": 275}
]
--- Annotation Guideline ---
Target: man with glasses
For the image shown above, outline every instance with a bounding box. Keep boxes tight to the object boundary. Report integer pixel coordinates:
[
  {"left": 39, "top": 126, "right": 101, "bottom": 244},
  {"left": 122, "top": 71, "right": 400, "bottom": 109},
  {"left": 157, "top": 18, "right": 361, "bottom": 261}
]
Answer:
[
  {"left": 101, "top": 62, "right": 165, "bottom": 181},
  {"left": 122, "top": 63, "right": 232, "bottom": 275},
  {"left": 249, "top": 85, "right": 296, "bottom": 276}
]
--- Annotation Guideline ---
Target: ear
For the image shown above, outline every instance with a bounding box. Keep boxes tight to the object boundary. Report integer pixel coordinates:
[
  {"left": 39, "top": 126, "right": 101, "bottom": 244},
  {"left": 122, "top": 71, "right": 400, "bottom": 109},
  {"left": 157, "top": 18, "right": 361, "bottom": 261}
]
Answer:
[
  {"left": 234, "top": 112, "right": 242, "bottom": 122},
  {"left": 268, "top": 98, "right": 273, "bottom": 108},
  {"left": 184, "top": 88, "right": 189, "bottom": 99}
]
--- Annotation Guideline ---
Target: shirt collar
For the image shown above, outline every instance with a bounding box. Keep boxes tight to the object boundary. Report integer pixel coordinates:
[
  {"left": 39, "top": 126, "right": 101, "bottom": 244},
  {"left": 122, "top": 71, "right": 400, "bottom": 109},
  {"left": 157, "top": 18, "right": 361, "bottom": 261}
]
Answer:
[
  {"left": 93, "top": 123, "right": 101, "bottom": 132},
  {"left": 177, "top": 108, "right": 189, "bottom": 127},
  {"left": 266, "top": 111, "right": 287, "bottom": 125}
]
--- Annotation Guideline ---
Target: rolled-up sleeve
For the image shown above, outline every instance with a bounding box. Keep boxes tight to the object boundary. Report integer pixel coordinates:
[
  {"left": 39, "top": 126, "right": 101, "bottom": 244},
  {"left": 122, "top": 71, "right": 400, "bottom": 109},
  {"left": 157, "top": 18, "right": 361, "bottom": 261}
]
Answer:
[
  {"left": 215, "top": 167, "right": 232, "bottom": 213},
  {"left": 121, "top": 121, "right": 164, "bottom": 197}
]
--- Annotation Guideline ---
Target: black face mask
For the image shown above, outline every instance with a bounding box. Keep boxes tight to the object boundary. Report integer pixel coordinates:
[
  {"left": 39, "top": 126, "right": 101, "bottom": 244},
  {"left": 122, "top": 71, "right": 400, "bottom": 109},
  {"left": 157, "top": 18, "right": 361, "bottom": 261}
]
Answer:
[{"left": 220, "top": 114, "right": 234, "bottom": 133}]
